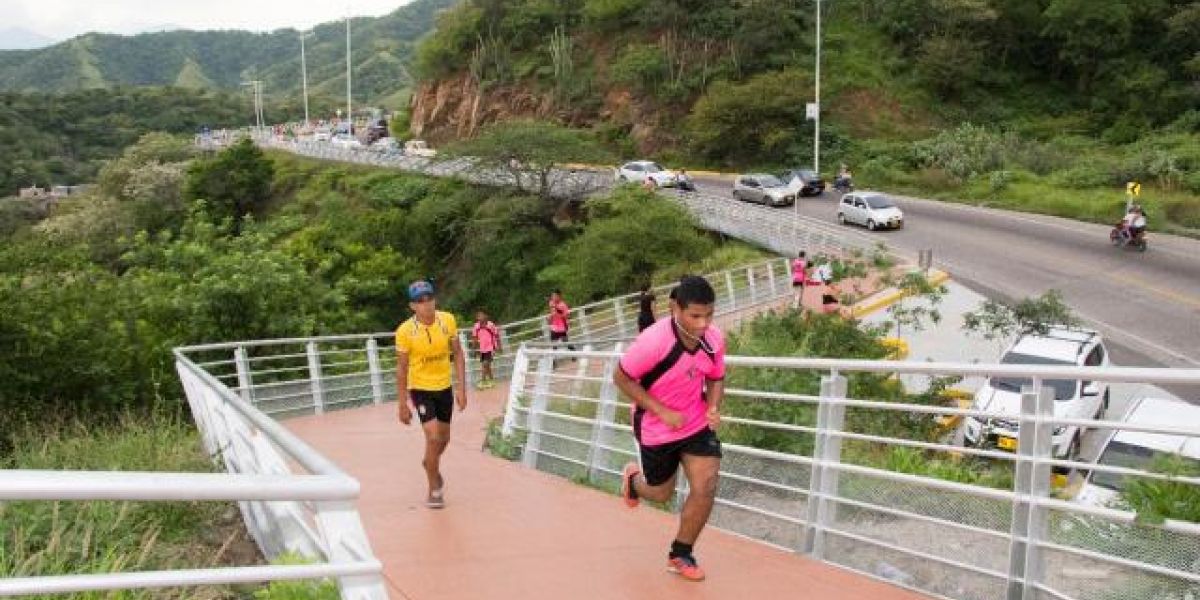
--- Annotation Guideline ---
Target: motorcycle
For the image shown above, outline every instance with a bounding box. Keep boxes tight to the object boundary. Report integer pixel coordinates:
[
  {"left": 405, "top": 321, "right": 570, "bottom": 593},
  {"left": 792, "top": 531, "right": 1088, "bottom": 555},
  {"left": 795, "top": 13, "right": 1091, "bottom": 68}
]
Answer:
[
  {"left": 833, "top": 176, "right": 854, "bottom": 193},
  {"left": 1110, "top": 223, "right": 1148, "bottom": 252}
]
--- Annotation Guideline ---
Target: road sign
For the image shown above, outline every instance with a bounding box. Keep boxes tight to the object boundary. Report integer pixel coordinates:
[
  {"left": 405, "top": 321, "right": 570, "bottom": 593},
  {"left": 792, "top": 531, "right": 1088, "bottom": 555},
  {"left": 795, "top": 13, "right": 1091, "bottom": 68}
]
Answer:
[
  {"left": 1126, "top": 181, "right": 1141, "bottom": 196},
  {"left": 806, "top": 102, "right": 819, "bottom": 121}
]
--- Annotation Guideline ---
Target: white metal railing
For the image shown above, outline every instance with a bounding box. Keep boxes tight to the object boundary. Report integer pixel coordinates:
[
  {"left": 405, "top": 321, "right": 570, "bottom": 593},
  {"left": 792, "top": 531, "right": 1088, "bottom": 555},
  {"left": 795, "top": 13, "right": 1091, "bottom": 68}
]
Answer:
[
  {"left": 171, "top": 259, "right": 793, "bottom": 418},
  {"left": 501, "top": 346, "right": 1200, "bottom": 600},
  {"left": 0, "top": 353, "right": 389, "bottom": 599}
]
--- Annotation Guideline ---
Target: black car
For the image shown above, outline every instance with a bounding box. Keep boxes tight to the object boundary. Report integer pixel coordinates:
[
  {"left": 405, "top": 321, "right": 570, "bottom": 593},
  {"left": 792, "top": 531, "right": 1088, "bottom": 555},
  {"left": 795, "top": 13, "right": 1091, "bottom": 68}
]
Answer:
[{"left": 778, "top": 169, "right": 826, "bottom": 197}]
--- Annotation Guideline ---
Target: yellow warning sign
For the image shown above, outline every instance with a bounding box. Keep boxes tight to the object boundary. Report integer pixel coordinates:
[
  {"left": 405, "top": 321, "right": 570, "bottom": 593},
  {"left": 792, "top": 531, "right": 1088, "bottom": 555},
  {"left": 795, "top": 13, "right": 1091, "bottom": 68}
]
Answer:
[{"left": 1127, "top": 181, "right": 1141, "bottom": 196}]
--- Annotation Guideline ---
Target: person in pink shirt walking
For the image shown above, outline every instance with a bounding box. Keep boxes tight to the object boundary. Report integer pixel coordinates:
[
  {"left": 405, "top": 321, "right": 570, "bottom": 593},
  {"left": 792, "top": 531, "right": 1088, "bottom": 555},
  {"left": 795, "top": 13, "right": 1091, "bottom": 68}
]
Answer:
[
  {"left": 614, "top": 275, "right": 726, "bottom": 582},
  {"left": 472, "top": 310, "right": 501, "bottom": 389},
  {"left": 791, "top": 250, "right": 808, "bottom": 309},
  {"left": 547, "top": 290, "right": 573, "bottom": 350}
]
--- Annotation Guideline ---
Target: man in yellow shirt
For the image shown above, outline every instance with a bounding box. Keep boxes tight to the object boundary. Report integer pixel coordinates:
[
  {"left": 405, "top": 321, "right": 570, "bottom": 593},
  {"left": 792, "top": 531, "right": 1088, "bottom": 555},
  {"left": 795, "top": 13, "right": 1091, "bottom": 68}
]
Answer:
[{"left": 396, "top": 280, "right": 468, "bottom": 508}]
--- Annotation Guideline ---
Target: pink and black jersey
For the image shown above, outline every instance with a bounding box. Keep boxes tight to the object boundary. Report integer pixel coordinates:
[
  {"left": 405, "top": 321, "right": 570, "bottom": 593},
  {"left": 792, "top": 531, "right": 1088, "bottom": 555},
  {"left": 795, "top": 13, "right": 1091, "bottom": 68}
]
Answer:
[
  {"left": 473, "top": 321, "right": 500, "bottom": 353},
  {"left": 619, "top": 318, "right": 726, "bottom": 446},
  {"left": 791, "top": 259, "right": 807, "bottom": 284}
]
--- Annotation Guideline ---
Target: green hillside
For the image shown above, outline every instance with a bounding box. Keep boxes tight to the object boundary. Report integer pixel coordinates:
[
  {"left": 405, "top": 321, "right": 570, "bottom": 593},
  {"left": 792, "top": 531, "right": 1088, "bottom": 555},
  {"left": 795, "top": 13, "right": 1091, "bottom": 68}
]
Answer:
[{"left": 0, "top": 0, "right": 457, "bottom": 108}]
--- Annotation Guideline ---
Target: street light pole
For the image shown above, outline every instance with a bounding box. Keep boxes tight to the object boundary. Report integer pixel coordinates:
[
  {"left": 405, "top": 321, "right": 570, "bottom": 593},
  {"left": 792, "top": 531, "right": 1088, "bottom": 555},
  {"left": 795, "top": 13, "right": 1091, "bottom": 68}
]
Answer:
[
  {"left": 814, "top": 0, "right": 821, "bottom": 175},
  {"left": 345, "top": 13, "right": 352, "bottom": 134},
  {"left": 300, "top": 31, "right": 312, "bottom": 125},
  {"left": 241, "top": 80, "right": 263, "bottom": 134}
]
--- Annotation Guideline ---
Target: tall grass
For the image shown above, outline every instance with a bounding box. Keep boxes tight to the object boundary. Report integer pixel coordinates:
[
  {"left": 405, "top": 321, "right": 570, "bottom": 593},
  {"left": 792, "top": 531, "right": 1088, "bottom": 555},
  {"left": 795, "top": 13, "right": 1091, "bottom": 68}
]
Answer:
[{"left": 1, "top": 412, "right": 259, "bottom": 599}]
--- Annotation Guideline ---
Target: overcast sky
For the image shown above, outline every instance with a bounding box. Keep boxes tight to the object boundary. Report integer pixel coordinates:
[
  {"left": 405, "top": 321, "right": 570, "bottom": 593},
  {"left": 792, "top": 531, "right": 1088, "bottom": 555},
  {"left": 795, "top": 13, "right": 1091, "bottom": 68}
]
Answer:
[{"left": 4, "top": 0, "right": 415, "bottom": 41}]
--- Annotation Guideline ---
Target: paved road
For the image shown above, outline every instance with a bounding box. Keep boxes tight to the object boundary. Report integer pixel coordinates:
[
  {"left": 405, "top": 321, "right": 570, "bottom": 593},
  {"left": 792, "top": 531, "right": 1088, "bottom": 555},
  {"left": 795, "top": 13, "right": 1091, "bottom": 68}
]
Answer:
[{"left": 692, "top": 177, "right": 1200, "bottom": 376}]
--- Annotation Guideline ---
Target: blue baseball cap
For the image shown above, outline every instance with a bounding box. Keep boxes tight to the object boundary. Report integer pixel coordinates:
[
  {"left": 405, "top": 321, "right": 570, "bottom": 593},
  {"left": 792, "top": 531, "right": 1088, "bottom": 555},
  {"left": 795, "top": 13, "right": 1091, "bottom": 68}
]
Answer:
[{"left": 407, "top": 280, "right": 435, "bottom": 301}]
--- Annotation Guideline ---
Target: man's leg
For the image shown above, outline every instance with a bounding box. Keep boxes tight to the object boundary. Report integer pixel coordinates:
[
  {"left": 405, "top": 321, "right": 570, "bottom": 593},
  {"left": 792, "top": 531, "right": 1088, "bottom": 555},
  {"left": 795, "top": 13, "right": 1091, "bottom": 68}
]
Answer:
[
  {"left": 630, "top": 471, "right": 677, "bottom": 503},
  {"left": 420, "top": 419, "right": 450, "bottom": 493},
  {"left": 674, "top": 454, "right": 720, "bottom": 545}
]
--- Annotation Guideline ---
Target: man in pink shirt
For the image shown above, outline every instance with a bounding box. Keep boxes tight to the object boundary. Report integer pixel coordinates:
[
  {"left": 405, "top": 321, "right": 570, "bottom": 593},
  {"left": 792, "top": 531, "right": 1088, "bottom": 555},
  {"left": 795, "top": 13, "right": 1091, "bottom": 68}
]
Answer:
[
  {"left": 614, "top": 275, "right": 725, "bottom": 582},
  {"left": 792, "top": 250, "right": 808, "bottom": 309},
  {"left": 547, "top": 290, "right": 572, "bottom": 350},
  {"left": 472, "top": 310, "right": 501, "bottom": 389}
]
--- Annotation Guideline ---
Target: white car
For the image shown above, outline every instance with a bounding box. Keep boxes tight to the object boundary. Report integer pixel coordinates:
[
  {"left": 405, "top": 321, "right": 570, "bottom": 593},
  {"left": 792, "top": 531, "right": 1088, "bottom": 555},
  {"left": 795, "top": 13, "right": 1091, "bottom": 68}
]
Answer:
[
  {"left": 369, "top": 138, "right": 400, "bottom": 153},
  {"left": 732, "top": 174, "right": 795, "bottom": 207},
  {"left": 404, "top": 139, "right": 437, "bottom": 158},
  {"left": 331, "top": 134, "right": 362, "bottom": 149},
  {"left": 837, "top": 192, "right": 904, "bottom": 230},
  {"left": 963, "top": 328, "right": 1110, "bottom": 460},
  {"left": 313, "top": 130, "right": 332, "bottom": 142},
  {"left": 1075, "top": 397, "right": 1200, "bottom": 507},
  {"left": 615, "top": 161, "right": 677, "bottom": 187}
]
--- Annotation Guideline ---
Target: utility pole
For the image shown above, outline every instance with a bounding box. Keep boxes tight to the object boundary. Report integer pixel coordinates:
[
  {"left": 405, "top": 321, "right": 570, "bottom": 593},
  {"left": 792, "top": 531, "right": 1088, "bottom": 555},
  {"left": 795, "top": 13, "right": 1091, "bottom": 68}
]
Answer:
[
  {"left": 300, "top": 31, "right": 313, "bottom": 125},
  {"left": 241, "top": 80, "right": 263, "bottom": 134},
  {"left": 345, "top": 13, "right": 353, "bottom": 134}
]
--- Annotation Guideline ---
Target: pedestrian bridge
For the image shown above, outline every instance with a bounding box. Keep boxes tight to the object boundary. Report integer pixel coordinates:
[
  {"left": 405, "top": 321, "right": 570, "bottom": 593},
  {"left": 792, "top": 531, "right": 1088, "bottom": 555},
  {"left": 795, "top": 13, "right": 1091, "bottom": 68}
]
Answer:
[{"left": 3, "top": 261, "right": 1200, "bottom": 600}]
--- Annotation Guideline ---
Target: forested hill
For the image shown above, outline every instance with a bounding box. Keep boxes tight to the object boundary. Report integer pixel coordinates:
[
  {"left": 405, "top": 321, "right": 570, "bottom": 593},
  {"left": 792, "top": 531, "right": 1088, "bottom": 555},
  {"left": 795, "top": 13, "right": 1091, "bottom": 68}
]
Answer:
[
  {"left": 0, "top": 0, "right": 456, "bottom": 108},
  {"left": 411, "top": 0, "right": 1200, "bottom": 164}
]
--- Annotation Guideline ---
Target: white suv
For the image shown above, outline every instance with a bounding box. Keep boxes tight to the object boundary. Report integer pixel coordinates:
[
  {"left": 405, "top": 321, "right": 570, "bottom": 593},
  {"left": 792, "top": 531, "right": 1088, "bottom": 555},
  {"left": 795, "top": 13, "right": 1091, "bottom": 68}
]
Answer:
[{"left": 963, "top": 328, "right": 1111, "bottom": 460}]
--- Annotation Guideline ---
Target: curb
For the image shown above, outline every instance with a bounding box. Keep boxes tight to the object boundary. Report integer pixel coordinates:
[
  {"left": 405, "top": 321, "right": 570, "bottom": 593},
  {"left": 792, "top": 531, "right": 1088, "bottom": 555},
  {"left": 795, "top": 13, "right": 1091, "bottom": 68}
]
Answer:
[{"left": 851, "top": 269, "right": 951, "bottom": 319}]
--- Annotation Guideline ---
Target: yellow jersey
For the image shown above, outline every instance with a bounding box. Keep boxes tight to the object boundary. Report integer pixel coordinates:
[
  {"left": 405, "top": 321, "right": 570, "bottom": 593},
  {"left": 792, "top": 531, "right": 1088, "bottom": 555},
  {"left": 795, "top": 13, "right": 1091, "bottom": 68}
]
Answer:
[{"left": 395, "top": 311, "right": 458, "bottom": 391}]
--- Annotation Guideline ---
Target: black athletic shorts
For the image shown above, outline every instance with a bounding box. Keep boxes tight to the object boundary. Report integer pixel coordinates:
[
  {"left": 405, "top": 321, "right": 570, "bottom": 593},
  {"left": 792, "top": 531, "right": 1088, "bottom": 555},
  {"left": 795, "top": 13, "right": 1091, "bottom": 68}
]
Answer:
[
  {"left": 792, "top": 280, "right": 805, "bottom": 288},
  {"left": 410, "top": 388, "right": 453, "bottom": 424},
  {"left": 550, "top": 331, "right": 569, "bottom": 342},
  {"left": 638, "top": 426, "right": 722, "bottom": 486},
  {"left": 480, "top": 351, "right": 494, "bottom": 363}
]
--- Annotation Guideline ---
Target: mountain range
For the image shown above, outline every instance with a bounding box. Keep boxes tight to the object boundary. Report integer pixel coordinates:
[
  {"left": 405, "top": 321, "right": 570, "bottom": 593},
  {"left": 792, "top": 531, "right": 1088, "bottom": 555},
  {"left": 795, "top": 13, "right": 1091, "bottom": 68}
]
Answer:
[{"left": 0, "top": 0, "right": 456, "bottom": 109}]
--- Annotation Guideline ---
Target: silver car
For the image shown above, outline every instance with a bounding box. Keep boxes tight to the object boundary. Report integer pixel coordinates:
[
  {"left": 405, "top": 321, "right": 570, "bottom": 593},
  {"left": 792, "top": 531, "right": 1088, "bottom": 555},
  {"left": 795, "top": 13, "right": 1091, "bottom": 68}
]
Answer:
[
  {"left": 732, "top": 174, "right": 795, "bottom": 207},
  {"left": 837, "top": 192, "right": 904, "bottom": 230}
]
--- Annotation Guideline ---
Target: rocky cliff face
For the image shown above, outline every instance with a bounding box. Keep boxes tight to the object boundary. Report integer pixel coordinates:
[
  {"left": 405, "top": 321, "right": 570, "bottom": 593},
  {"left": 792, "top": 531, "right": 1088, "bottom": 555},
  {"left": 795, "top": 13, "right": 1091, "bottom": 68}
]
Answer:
[{"left": 409, "top": 74, "right": 679, "bottom": 153}]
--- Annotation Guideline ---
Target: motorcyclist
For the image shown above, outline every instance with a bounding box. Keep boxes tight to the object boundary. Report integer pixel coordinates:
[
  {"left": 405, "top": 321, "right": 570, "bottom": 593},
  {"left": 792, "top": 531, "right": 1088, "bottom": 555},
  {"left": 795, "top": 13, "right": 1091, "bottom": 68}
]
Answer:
[
  {"left": 834, "top": 164, "right": 853, "bottom": 191},
  {"left": 1120, "top": 205, "right": 1147, "bottom": 242}
]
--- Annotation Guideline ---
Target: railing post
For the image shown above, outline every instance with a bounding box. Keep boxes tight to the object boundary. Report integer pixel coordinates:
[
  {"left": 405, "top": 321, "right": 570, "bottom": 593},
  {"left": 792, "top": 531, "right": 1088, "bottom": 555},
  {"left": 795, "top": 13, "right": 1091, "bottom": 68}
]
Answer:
[
  {"left": 766, "top": 261, "right": 777, "bottom": 297},
  {"left": 365, "top": 338, "right": 383, "bottom": 405},
  {"left": 502, "top": 348, "right": 532, "bottom": 436},
  {"left": 570, "top": 343, "right": 594, "bottom": 407},
  {"left": 458, "top": 330, "right": 477, "bottom": 389},
  {"left": 1006, "top": 384, "right": 1054, "bottom": 600},
  {"left": 747, "top": 266, "right": 758, "bottom": 304},
  {"left": 306, "top": 341, "right": 326, "bottom": 415},
  {"left": 611, "top": 298, "right": 627, "bottom": 338},
  {"left": 313, "top": 499, "right": 390, "bottom": 600},
  {"left": 802, "top": 372, "right": 847, "bottom": 559},
  {"left": 522, "top": 353, "right": 555, "bottom": 468},
  {"left": 725, "top": 271, "right": 737, "bottom": 310},
  {"left": 586, "top": 345, "right": 624, "bottom": 483},
  {"left": 234, "top": 346, "right": 253, "bottom": 405},
  {"left": 579, "top": 308, "right": 592, "bottom": 341}
]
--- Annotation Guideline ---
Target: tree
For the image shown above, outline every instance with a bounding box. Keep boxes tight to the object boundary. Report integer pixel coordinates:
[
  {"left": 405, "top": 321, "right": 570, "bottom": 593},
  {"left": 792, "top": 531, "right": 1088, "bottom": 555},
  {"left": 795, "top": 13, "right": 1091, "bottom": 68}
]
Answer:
[
  {"left": 183, "top": 139, "right": 274, "bottom": 234},
  {"left": 884, "top": 271, "right": 948, "bottom": 338},
  {"left": 962, "top": 290, "right": 1079, "bottom": 340},
  {"left": 441, "top": 120, "right": 612, "bottom": 209}
]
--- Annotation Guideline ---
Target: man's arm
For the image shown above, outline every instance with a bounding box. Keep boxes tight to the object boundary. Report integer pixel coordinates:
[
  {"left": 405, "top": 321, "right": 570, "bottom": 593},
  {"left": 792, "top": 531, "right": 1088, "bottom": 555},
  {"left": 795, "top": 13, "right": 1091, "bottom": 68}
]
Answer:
[
  {"left": 452, "top": 336, "right": 468, "bottom": 410},
  {"left": 614, "top": 368, "right": 683, "bottom": 428},
  {"left": 396, "top": 353, "right": 411, "bottom": 424},
  {"left": 705, "top": 379, "right": 725, "bottom": 429}
]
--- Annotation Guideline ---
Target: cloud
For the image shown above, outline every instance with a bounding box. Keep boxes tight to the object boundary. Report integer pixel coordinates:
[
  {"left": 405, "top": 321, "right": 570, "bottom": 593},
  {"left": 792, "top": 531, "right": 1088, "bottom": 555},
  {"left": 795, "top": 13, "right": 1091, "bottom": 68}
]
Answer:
[{"left": 1, "top": 0, "right": 412, "bottom": 40}]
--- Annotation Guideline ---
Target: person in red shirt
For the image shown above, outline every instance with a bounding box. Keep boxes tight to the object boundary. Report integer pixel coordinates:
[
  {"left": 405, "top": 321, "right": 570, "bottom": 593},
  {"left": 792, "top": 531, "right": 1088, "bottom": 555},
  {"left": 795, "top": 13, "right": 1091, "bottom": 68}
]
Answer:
[{"left": 547, "top": 290, "right": 572, "bottom": 350}]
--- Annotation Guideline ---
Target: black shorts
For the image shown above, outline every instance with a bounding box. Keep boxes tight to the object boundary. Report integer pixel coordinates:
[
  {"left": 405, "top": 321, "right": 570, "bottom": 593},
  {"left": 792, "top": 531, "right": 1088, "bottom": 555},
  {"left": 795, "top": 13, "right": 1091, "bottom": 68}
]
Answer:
[
  {"left": 638, "top": 427, "right": 722, "bottom": 486},
  {"left": 637, "top": 314, "right": 655, "bottom": 332},
  {"left": 792, "top": 281, "right": 805, "bottom": 288},
  {"left": 410, "top": 388, "right": 453, "bottom": 424},
  {"left": 480, "top": 351, "right": 494, "bottom": 363},
  {"left": 550, "top": 331, "right": 569, "bottom": 342}
]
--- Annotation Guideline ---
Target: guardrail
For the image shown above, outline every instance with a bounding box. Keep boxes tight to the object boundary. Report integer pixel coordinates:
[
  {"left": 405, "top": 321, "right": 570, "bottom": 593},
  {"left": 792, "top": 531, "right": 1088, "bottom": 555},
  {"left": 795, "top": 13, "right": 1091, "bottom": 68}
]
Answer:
[
  {"left": 501, "top": 346, "right": 1200, "bottom": 600},
  {"left": 0, "top": 353, "right": 388, "bottom": 599},
  {"left": 173, "top": 259, "right": 792, "bottom": 418},
  {"left": 205, "top": 133, "right": 881, "bottom": 261}
]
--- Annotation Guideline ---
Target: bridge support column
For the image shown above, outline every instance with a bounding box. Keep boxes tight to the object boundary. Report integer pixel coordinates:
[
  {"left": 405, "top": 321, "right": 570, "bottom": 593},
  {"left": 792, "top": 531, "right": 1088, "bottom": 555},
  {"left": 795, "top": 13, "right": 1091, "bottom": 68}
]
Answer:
[
  {"left": 802, "top": 373, "right": 847, "bottom": 559},
  {"left": 365, "top": 339, "right": 383, "bottom": 405},
  {"left": 1006, "top": 385, "right": 1054, "bottom": 600},
  {"left": 306, "top": 342, "right": 325, "bottom": 415}
]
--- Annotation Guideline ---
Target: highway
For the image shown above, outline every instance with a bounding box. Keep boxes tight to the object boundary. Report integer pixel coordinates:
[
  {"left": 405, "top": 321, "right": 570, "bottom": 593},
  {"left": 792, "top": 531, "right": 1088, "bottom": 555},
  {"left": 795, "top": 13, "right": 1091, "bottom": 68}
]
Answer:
[{"left": 692, "top": 177, "right": 1200, "bottom": 376}]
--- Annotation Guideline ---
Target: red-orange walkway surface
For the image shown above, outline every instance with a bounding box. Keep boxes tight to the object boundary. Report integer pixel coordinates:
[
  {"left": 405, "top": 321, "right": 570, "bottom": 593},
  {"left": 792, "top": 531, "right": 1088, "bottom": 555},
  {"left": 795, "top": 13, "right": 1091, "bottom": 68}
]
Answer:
[{"left": 287, "top": 383, "right": 931, "bottom": 600}]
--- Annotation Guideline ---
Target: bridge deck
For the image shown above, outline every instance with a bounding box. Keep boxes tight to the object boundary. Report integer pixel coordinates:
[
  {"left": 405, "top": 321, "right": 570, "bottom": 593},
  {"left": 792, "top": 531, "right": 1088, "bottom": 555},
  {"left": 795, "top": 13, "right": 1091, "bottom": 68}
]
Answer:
[{"left": 287, "top": 386, "right": 930, "bottom": 600}]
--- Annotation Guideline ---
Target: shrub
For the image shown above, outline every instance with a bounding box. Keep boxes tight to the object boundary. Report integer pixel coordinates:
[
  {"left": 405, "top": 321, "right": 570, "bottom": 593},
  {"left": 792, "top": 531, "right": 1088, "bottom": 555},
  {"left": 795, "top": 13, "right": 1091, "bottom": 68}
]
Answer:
[
  {"left": 609, "top": 43, "right": 669, "bottom": 94},
  {"left": 911, "top": 123, "right": 1019, "bottom": 183}
]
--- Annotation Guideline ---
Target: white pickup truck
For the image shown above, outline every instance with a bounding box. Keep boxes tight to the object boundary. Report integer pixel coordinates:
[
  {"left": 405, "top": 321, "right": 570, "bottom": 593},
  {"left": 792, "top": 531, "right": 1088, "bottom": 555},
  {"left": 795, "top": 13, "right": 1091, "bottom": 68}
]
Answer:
[{"left": 404, "top": 140, "right": 437, "bottom": 157}]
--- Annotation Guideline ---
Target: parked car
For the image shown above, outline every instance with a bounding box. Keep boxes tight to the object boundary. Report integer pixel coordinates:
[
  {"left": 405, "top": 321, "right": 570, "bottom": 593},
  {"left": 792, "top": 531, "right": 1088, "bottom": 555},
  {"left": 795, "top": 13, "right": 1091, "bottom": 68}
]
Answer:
[
  {"left": 732, "top": 173, "right": 795, "bottom": 207},
  {"left": 963, "top": 328, "right": 1111, "bottom": 461},
  {"left": 615, "top": 161, "right": 678, "bottom": 187},
  {"left": 1075, "top": 396, "right": 1200, "bottom": 507},
  {"left": 313, "top": 129, "right": 332, "bottom": 142},
  {"left": 331, "top": 134, "right": 363, "bottom": 149},
  {"left": 779, "top": 168, "right": 826, "bottom": 196},
  {"left": 369, "top": 137, "right": 400, "bottom": 153},
  {"left": 404, "top": 139, "right": 437, "bottom": 157},
  {"left": 837, "top": 192, "right": 904, "bottom": 230}
]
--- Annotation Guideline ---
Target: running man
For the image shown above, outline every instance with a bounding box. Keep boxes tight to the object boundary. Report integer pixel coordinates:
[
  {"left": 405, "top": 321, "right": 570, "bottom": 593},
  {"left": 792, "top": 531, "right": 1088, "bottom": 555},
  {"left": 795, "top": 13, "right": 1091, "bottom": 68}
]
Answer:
[
  {"left": 395, "top": 280, "right": 468, "bottom": 509},
  {"left": 615, "top": 275, "right": 726, "bottom": 582},
  {"left": 472, "top": 310, "right": 501, "bottom": 389},
  {"left": 547, "top": 290, "right": 571, "bottom": 349}
]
